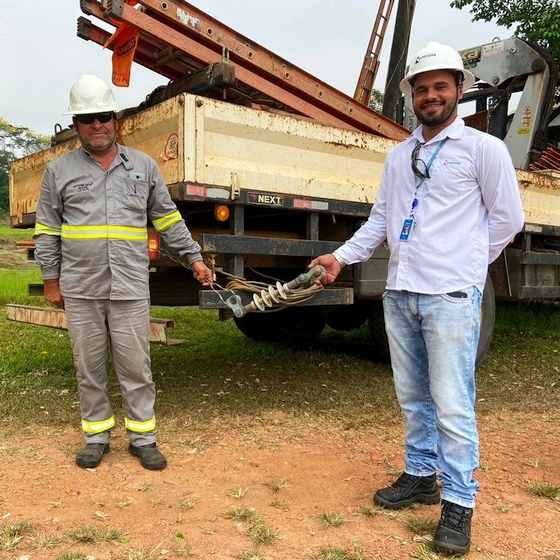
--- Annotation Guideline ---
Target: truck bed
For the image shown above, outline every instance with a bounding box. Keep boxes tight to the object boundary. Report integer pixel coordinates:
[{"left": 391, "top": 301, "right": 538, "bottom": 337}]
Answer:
[
  {"left": 9, "top": 93, "right": 397, "bottom": 228},
  {"left": 11, "top": 92, "right": 560, "bottom": 234},
  {"left": 517, "top": 169, "right": 560, "bottom": 229}
]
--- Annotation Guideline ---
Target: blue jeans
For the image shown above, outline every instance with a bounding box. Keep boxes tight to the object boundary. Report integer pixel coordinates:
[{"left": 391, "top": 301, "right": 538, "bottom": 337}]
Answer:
[{"left": 383, "top": 288, "right": 482, "bottom": 508}]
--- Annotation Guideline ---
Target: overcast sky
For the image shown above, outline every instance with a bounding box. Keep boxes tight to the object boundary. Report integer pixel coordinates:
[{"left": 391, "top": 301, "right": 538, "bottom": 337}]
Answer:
[{"left": 0, "top": 1, "right": 509, "bottom": 136}]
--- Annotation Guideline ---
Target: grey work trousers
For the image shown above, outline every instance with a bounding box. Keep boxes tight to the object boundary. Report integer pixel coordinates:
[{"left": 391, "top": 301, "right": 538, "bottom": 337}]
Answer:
[{"left": 64, "top": 297, "right": 157, "bottom": 447}]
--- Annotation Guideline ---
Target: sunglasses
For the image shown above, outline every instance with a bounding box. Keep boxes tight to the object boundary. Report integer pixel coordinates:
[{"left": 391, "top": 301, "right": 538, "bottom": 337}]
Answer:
[
  {"left": 411, "top": 142, "right": 430, "bottom": 180},
  {"left": 74, "top": 112, "right": 115, "bottom": 125}
]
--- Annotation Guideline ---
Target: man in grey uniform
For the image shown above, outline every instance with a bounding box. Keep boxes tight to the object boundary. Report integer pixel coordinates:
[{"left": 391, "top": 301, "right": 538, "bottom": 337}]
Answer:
[{"left": 34, "top": 75, "right": 213, "bottom": 471}]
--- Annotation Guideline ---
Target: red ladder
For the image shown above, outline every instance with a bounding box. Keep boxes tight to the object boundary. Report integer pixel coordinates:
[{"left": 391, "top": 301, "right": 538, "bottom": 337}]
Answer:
[{"left": 354, "top": 0, "right": 396, "bottom": 106}]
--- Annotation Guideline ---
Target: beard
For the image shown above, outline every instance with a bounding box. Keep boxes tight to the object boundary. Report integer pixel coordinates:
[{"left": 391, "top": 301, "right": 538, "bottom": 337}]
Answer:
[
  {"left": 79, "top": 131, "right": 117, "bottom": 155},
  {"left": 416, "top": 103, "right": 457, "bottom": 128}
]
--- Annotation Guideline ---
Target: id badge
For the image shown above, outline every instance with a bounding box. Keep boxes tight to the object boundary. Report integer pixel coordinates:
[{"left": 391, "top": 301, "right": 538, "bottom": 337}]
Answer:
[{"left": 399, "top": 218, "right": 415, "bottom": 241}]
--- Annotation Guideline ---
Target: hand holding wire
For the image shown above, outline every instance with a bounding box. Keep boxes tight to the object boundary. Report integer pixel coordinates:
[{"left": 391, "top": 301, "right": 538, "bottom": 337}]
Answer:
[
  {"left": 308, "top": 254, "right": 341, "bottom": 285},
  {"left": 191, "top": 260, "right": 214, "bottom": 286}
]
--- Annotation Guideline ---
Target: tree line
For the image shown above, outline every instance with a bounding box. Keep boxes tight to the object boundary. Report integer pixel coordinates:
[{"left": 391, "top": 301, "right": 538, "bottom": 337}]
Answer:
[
  {"left": 0, "top": 118, "right": 50, "bottom": 215},
  {"left": 450, "top": 0, "right": 560, "bottom": 100}
]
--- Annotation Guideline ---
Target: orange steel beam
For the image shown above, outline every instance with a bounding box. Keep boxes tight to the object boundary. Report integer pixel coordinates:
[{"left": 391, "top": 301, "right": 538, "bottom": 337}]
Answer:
[
  {"left": 80, "top": 5, "right": 348, "bottom": 125},
  {"left": 80, "top": 0, "right": 408, "bottom": 140},
  {"left": 78, "top": 17, "right": 194, "bottom": 81},
  {"left": 80, "top": 1, "right": 349, "bottom": 126},
  {"left": 133, "top": 0, "right": 409, "bottom": 139}
]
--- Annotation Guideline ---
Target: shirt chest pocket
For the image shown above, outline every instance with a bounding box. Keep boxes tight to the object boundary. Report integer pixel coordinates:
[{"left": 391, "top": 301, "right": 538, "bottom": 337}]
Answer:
[
  {"left": 121, "top": 178, "right": 149, "bottom": 209},
  {"left": 424, "top": 160, "right": 475, "bottom": 197},
  {"left": 118, "top": 178, "right": 149, "bottom": 224}
]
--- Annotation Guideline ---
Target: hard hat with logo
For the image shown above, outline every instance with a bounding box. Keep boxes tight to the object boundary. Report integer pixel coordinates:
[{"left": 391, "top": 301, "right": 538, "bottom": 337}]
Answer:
[
  {"left": 65, "top": 74, "right": 119, "bottom": 115},
  {"left": 399, "top": 42, "right": 476, "bottom": 96}
]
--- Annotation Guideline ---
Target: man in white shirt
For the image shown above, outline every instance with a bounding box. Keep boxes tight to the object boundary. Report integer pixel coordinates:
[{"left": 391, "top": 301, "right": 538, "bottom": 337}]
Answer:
[{"left": 309, "top": 42, "right": 524, "bottom": 556}]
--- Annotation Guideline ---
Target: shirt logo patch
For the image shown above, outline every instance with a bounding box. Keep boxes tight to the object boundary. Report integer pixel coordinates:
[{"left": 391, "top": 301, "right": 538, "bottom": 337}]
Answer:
[
  {"left": 443, "top": 159, "right": 461, "bottom": 167},
  {"left": 73, "top": 182, "right": 92, "bottom": 192}
]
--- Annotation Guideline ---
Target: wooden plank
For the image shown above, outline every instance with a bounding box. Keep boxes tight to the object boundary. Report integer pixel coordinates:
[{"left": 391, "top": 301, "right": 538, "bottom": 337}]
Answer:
[{"left": 5, "top": 304, "right": 183, "bottom": 345}]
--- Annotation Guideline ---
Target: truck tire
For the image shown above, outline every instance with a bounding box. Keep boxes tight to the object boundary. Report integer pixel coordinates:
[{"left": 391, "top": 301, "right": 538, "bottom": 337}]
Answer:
[
  {"left": 366, "top": 277, "right": 496, "bottom": 366},
  {"left": 321, "top": 302, "right": 372, "bottom": 331},
  {"left": 476, "top": 277, "right": 495, "bottom": 366},
  {"left": 367, "top": 301, "right": 390, "bottom": 363},
  {"left": 233, "top": 306, "right": 326, "bottom": 343}
]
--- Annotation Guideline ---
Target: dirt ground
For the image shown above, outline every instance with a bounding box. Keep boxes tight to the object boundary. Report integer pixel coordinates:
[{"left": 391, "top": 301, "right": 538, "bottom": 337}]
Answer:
[
  {"left": 1, "top": 412, "right": 560, "bottom": 560},
  {"left": 2, "top": 238, "right": 560, "bottom": 559}
]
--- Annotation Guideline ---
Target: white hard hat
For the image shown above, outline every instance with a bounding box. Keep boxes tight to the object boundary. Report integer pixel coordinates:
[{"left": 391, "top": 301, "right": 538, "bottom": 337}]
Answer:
[
  {"left": 65, "top": 74, "right": 119, "bottom": 115},
  {"left": 399, "top": 42, "right": 476, "bottom": 96}
]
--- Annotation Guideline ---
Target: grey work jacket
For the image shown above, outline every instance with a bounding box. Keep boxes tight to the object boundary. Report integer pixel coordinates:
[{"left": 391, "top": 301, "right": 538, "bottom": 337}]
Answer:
[{"left": 34, "top": 144, "right": 203, "bottom": 300}]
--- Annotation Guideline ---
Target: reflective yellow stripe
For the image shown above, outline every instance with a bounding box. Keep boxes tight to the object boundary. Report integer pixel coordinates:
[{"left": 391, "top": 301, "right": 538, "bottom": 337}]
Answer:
[
  {"left": 82, "top": 416, "right": 116, "bottom": 434},
  {"left": 124, "top": 416, "right": 156, "bottom": 433},
  {"left": 61, "top": 224, "right": 148, "bottom": 241},
  {"left": 152, "top": 210, "right": 182, "bottom": 232},
  {"left": 35, "top": 222, "right": 61, "bottom": 236}
]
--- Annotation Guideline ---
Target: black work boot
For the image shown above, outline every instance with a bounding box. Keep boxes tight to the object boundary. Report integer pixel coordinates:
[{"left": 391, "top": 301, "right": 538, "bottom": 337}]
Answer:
[
  {"left": 75, "top": 443, "right": 110, "bottom": 468},
  {"left": 374, "top": 472, "right": 440, "bottom": 509},
  {"left": 128, "top": 443, "right": 167, "bottom": 470},
  {"left": 433, "top": 499, "right": 473, "bottom": 556}
]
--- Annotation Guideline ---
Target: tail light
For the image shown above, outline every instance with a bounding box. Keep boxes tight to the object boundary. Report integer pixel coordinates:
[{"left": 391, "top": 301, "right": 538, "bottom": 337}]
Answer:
[
  {"left": 148, "top": 228, "right": 160, "bottom": 261},
  {"left": 215, "top": 204, "right": 230, "bottom": 222}
]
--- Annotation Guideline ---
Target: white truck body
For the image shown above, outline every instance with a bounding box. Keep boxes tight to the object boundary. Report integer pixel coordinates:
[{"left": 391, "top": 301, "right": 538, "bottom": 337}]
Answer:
[{"left": 10, "top": 94, "right": 395, "bottom": 227}]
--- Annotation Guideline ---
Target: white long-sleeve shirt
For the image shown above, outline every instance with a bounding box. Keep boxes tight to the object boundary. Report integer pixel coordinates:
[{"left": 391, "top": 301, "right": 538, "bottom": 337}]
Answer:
[{"left": 333, "top": 117, "right": 525, "bottom": 294}]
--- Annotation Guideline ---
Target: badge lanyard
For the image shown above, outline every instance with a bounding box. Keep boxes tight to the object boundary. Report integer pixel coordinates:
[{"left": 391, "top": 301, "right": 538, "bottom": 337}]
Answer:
[{"left": 399, "top": 138, "right": 448, "bottom": 241}]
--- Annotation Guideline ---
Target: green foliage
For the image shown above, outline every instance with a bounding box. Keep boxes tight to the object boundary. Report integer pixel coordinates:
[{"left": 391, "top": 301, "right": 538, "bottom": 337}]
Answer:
[
  {"left": 0, "top": 117, "right": 50, "bottom": 213},
  {"left": 449, "top": 0, "right": 560, "bottom": 46},
  {"left": 526, "top": 480, "right": 560, "bottom": 500},
  {"left": 0, "top": 520, "right": 34, "bottom": 551},
  {"left": 450, "top": 0, "right": 560, "bottom": 100},
  {"left": 318, "top": 511, "right": 347, "bottom": 528},
  {"left": 55, "top": 553, "right": 90, "bottom": 560},
  {"left": 368, "top": 89, "right": 384, "bottom": 112},
  {"left": 405, "top": 516, "right": 439, "bottom": 535},
  {"left": 224, "top": 507, "right": 261, "bottom": 523},
  {"left": 0, "top": 223, "right": 35, "bottom": 241},
  {"left": 2, "top": 260, "right": 560, "bottom": 437},
  {"left": 0, "top": 117, "right": 50, "bottom": 157},
  {"left": 311, "top": 548, "right": 368, "bottom": 560},
  {"left": 2, "top": 266, "right": 560, "bottom": 435},
  {"left": 66, "top": 526, "right": 122, "bottom": 544},
  {"left": 0, "top": 268, "right": 43, "bottom": 304},
  {"left": 0, "top": 150, "right": 11, "bottom": 215}
]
